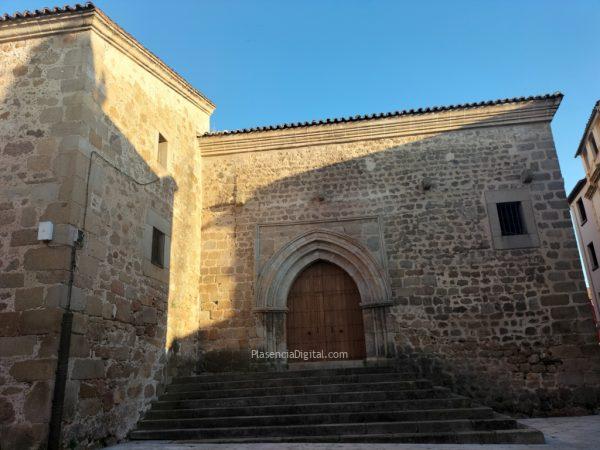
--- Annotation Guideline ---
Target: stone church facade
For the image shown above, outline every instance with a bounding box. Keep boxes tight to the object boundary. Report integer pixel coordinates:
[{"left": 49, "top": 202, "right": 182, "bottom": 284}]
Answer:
[{"left": 0, "top": 4, "right": 598, "bottom": 449}]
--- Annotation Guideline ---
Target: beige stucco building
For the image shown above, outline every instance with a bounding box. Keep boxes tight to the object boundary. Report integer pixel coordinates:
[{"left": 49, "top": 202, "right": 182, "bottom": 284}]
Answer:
[
  {"left": 0, "top": 4, "right": 599, "bottom": 449},
  {"left": 568, "top": 100, "right": 600, "bottom": 333}
]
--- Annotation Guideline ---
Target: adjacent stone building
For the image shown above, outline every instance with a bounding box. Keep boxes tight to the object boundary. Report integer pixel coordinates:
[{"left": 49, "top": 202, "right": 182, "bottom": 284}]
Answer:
[
  {"left": 0, "top": 3, "right": 599, "bottom": 449},
  {"left": 0, "top": 4, "right": 212, "bottom": 449}
]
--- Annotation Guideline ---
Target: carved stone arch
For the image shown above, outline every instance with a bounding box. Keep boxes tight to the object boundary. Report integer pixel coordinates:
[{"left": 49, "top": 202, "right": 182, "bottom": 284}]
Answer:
[{"left": 254, "top": 229, "right": 394, "bottom": 360}]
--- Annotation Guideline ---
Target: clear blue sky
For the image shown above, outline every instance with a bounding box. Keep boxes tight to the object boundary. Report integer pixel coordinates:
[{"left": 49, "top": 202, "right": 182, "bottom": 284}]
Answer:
[{"left": 4, "top": 0, "right": 600, "bottom": 192}]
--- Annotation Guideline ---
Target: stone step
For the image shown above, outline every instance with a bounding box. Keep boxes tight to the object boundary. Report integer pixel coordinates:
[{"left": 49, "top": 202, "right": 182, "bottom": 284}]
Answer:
[
  {"left": 160, "top": 380, "right": 433, "bottom": 401},
  {"left": 144, "top": 397, "right": 475, "bottom": 420},
  {"left": 132, "top": 365, "right": 545, "bottom": 445},
  {"left": 152, "top": 387, "right": 454, "bottom": 409},
  {"left": 167, "top": 371, "right": 418, "bottom": 392},
  {"left": 130, "top": 418, "right": 525, "bottom": 440},
  {"left": 137, "top": 406, "right": 495, "bottom": 429},
  {"left": 174, "top": 365, "right": 399, "bottom": 384},
  {"left": 130, "top": 428, "right": 545, "bottom": 444}
]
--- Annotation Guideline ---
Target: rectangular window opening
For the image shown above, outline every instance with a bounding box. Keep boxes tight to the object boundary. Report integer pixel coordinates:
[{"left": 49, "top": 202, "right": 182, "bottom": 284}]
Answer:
[
  {"left": 588, "top": 242, "right": 599, "bottom": 271},
  {"left": 151, "top": 227, "right": 165, "bottom": 268},
  {"left": 589, "top": 133, "right": 599, "bottom": 157},
  {"left": 158, "top": 133, "right": 168, "bottom": 169},
  {"left": 496, "top": 201, "right": 526, "bottom": 236},
  {"left": 576, "top": 197, "right": 588, "bottom": 224}
]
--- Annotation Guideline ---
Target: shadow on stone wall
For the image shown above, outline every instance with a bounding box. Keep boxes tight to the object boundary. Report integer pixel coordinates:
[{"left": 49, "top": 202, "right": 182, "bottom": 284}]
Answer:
[{"left": 189, "top": 101, "right": 600, "bottom": 417}]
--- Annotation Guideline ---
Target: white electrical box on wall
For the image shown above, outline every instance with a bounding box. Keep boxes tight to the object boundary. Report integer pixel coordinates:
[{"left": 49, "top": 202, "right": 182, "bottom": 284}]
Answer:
[{"left": 37, "top": 221, "right": 54, "bottom": 241}]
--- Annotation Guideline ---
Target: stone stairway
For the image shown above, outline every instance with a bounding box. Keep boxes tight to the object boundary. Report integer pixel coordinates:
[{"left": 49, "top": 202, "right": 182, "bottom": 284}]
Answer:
[{"left": 129, "top": 365, "right": 545, "bottom": 444}]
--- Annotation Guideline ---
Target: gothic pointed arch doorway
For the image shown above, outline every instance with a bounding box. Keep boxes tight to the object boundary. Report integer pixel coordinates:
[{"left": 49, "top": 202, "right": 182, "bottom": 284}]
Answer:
[
  {"left": 254, "top": 228, "right": 394, "bottom": 360},
  {"left": 287, "top": 260, "right": 366, "bottom": 360}
]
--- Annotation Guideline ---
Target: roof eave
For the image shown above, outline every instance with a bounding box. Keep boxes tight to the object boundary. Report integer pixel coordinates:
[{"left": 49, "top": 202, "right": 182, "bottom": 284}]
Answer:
[
  {"left": 574, "top": 101, "right": 600, "bottom": 157},
  {"left": 204, "top": 92, "right": 563, "bottom": 137},
  {"left": 567, "top": 178, "right": 588, "bottom": 204},
  {"left": 200, "top": 94, "right": 563, "bottom": 156}
]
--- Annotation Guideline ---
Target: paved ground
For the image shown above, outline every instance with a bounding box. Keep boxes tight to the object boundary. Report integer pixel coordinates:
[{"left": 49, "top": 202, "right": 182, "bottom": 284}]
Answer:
[{"left": 104, "top": 415, "right": 600, "bottom": 450}]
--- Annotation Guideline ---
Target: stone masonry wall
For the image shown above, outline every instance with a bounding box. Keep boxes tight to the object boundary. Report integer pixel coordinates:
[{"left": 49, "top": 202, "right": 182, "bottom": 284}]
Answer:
[
  {"left": 198, "top": 115, "right": 600, "bottom": 415},
  {"left": 0, "top": 21, "right": 210, "bottom": 449},
  {"left": 1, "top": 32, "right": 93, "bottom": 449},
  {"left": 57, "top": 29, "right": 209, "bottom": 447}
]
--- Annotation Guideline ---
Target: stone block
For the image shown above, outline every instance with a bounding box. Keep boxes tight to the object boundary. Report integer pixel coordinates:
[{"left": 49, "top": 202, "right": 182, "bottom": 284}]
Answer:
[
  {"left": 540, "top": 294, "right": 569, "bottom": 307},
  {"left": 38, "top": 334, "right": 59, "bottom": 357},
  {"left": 550, "top": 306, "right": 579, "bottom": 320},
  {"left": 24, "top": 246, "right": 71, "bottom": 271},
  {"left": 71, "top": 312, "right": 88, "bottom": 334},
  {"left": 89, "top": 129, "right": 102, "bottom": 150},
  {"left": 553, "top": 282, "right": 577, "bottom": 293},
  {"left": 115, "top": 298, "right": 132, "bottom": 323},
  {"left": 79, "top": 381, "right": 99, "bottom": 399},
  {"left": 143, "top": 384, "right": 155, "bottom": 398},
  {"left": 70, "top": 334, "right": 90, "bottom": 358},
  {"left": 0, "top": 312, "right": 20, "bottom": 337},
  {"left": 79, "top": 398, "right": 102, "bottom": 417},
  {"left": 39, "top": 106, "right": 63, "bottom": 123},
  {"left": 20, "top": 308, "right": 63, "bottom": 334},
  {"left": 0, "top": 424, "right": 48, "bottom": 450},
  {"left": 0, "top": 397, "right": 15, "bottom": 424},
  {"left": 63, "top": 48, "right": 82, "bottom": 65},
  {"left": 27, "top": 155, "right": 52, "bottom": 172},
  {"left": 0, "top": 209, "right": 16, "bottom": 226},
  {"left": 3, "top": 140, "right": 34, "bottom": 156},
  {"left": 32, "top": 184, "right": 60, "bottom": 205},
  {"left": 77, "top": 254, "right": 100, "bottom": 280},
  {"left": 62, "top": 380, "right": 79, "bottom": 421},
  {"left": 15, "top": 287, "right": 45, "bottom": 310},
  {"left": 60, "top": 77, "right": 85, "bottom": 94},
  {"left": 20, "top": 207, "right": 37, "bottom": 227},
  {"left": 0, "top": 336, "right": 37, "bottom": 357},
  {"left": 71, "top": 359, "right": 105, "bottom": 380},
  {"left": 46, "top": 66, "right": 75, "bottom": 80},
  {"left": 85, "top": 296, "right": 103, "bottom": 316},
  {"left": 557, "top": 370, "right": 584, "bottom": 386},
  {"left": 24, "top": 381, "right": 51, "bottom": 423},
  {"left": 0, "top": 273, "right": 24, "bottom": 288},
  {"left": 10, "top": 359, "right": 56, "bottom": 381},
  {"left": 141, "top": 306, "right": 157, "bottom": 324},
  {"left": 45, "top": 284, "right": 67, "bottom": 308},
  {"left": 110, "top": 280, "right": 124, "bottom": 296},
  {"left": 40, "top": 203, "right": 70, "bottom": 223},
  {"left": 10, "top": 229, "right": 38, "bottom": 247},
  {"left": 70, "top": 286, "right": 87, "bottom": 311},
  {"left": 12, "top": 64, "right": 27, "bottom": 76}
]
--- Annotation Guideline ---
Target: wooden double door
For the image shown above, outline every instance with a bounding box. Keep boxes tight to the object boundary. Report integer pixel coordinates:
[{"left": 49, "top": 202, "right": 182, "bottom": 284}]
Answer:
[{"left": 286, "top": 261, "right": 366, "bottom": 360}]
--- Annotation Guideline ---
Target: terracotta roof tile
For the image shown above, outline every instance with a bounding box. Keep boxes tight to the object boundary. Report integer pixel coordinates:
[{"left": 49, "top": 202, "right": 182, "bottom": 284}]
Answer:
[
  {"left": 0, "top": 2, "right": 94, "bottom": 21},
  {"left": 567, "top": 178, "right": 587, "bottom": 204},
  {"left": 204, "top": 92, "right": 563, "bottom": 137}
]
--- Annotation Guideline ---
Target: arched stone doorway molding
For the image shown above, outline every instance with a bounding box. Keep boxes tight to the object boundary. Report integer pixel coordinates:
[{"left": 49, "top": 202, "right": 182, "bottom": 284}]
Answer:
[{"left": 254, "top": 229, "right": 394, "bottom": 360}]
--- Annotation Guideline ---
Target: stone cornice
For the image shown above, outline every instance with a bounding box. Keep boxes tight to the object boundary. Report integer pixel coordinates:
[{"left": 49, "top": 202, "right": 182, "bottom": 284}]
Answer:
[
  {"left": 0, "top": 7, "right": 215, "bottom": 114},
  {"left": 199, "top": 97, "right": 561, "bottom": 157}
]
